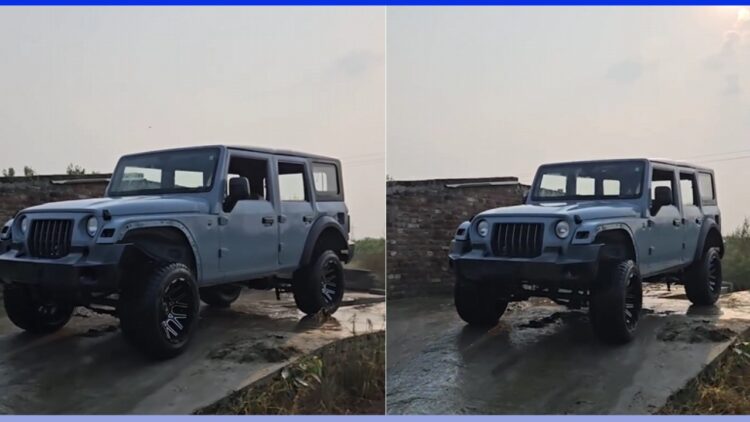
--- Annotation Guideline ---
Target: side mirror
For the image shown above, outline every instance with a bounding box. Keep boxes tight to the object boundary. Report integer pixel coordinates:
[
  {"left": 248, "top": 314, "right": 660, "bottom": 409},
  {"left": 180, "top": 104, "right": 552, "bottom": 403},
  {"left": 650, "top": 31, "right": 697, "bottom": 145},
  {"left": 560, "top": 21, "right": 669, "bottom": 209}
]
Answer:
[
  {"left": 224, "top": 177, "right": 251, "bottom": 212},
  {"left": 652, "top": 186, "right": 673, "bottom": 214}
]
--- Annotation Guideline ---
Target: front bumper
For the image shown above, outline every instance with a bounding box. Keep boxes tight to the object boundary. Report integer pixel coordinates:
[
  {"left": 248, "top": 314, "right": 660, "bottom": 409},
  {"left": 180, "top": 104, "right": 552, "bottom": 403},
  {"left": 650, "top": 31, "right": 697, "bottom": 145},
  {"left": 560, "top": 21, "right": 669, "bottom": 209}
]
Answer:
[
  {"left": 0, "top": 243, "right": 129, "bottom": 292},
  {"left": 449, "top": 242, "right": 601, "bottom": 286}
]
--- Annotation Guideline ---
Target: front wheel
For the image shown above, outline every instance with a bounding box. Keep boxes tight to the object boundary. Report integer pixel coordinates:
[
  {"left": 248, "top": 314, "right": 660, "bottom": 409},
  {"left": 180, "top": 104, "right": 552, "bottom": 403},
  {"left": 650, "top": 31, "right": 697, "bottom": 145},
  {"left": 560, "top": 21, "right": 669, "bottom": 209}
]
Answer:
[
  {"left": 293, "top": 250, "right": 345, "bottom": 315},
  {"left": 3, "top": 284, "right": 74, "bottom": 333},
  {"left": 589, "top": 260, "right": 642, "bottom": 344},
  {"left": 119, "top": 263, "right": 200, "bottom": 359},
  {"left": 454, "top": 278, "right": 507, "bottom": 326},
  {"left": 684, "top": 247, "right": 722, "bottom": 306}
]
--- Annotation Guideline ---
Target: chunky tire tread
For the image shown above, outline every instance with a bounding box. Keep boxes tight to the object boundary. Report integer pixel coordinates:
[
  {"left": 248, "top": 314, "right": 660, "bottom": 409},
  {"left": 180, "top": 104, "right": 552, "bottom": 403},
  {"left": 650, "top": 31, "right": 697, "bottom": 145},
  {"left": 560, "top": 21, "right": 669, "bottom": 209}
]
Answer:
[
  {"left": 684, "top": 247, "right": 722, "bottom": 306},
  {"left": 454, "top": 278, "right": 508, "bottom": 327},
  {"left": 3, "top": 285, "right": 74, "bottom": 333},
  {"left": 200, "top": 285, "right": 242, "bottom": 308},
  {"left": 119, "top": 262, "right": 199, "bottom": 360},
  {"left": 293, "top": 250, "right": 344, "bottom": 315},
  {"left": 590, "top": 259, "right": 641, "bottom": 344}
]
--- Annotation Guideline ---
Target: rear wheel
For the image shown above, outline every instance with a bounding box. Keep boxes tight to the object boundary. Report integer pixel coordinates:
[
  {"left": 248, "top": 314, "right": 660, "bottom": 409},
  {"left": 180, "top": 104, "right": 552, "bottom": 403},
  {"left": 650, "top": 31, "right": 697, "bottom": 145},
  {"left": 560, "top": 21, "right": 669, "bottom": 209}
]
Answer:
[
  {"left": 200, "top": 284, "right": 242, "bottom": 308},
  {"left": 684, "top": 247, "right": 722, "bottom": 306},
  {"left": 3, "top": 284, "right": 74, "bottom": 333},
  {"left": 293, "top": 250, "right": 345, "bottom": 315},
  {"left": 589, "top": 260, "right": 642, "bottom": 344},
  {"left": 454, "top": 278, "right": 507, "bottom": 326},
  {"left": 119, "top": 262, "right": 200, "bottom": 359}
]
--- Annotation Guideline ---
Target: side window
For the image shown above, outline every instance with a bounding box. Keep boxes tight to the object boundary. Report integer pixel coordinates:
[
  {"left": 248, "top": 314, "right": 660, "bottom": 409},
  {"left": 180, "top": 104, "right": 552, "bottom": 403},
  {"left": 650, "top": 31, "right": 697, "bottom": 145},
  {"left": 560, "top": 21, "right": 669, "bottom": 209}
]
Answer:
[
  {"left": 603, "top": 179, "right": 621, "bottom": 196},
  {"left": 650, "top": 168, "right": 676, "bottom": 216},
  {"left": 278, "top": 162, "right": 308, "bottom": 202},
  {"left": 698, "top": 172, "right": 716, "bottom": 204},
  {"left": 679, "top": 173, "right": 699, "bottom": 206},
  {"left": 312, "top": 162, "right": 340, "bottom": 200},
  {"left": 575, "top": 177, "right": 595, "bottom": 196},
  {"left": 227, "top": 156, "right": 269, "bottom": 201}
]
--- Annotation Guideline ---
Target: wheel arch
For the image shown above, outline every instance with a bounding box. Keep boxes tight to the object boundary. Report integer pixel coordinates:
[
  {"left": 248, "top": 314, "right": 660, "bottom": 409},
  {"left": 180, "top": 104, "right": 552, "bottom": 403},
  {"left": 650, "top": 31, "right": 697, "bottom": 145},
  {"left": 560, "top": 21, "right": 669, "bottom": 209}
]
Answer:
[
  {"left": 695, "top": 218, "right": 724, "bottom": 261},
  {"left": 118, "top": 221, "right": 201, "bottom": 280},
  {"left": 299, "top": 216, "right": 348, "bottom": 266},
  {"left": 593, "top": 226, "right": 638, "bottom": 264}
]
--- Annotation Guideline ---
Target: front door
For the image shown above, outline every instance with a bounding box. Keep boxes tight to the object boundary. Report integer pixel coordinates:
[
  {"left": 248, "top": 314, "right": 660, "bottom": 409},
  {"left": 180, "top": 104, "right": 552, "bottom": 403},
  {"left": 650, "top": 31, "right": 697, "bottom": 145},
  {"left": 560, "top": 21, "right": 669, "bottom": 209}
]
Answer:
[
  {"left": 276, "top": 159, "right": 315, "bottom": 270},
  {"left": 219, "top": 151, "right": 279, "bottom": 281}
]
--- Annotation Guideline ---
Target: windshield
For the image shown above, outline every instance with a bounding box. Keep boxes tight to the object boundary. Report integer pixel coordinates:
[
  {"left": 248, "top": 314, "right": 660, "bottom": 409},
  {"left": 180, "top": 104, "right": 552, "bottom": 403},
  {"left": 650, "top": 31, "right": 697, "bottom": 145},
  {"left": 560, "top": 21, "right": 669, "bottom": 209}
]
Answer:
[
  {"left": 532, "top": 160, "right": 645, "bottom": 201},
  {"left": 109, "top": 147, "right": 220, "bottom": 196}
]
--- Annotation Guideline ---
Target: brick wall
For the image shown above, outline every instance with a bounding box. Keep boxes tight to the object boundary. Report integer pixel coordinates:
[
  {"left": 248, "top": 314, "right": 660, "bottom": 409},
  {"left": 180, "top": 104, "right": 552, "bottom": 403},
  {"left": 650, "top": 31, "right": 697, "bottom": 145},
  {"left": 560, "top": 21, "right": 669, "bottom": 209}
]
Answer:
[
  {"left": 387, "top": 177, "right": 526, "bottom": 299},
  {"left": 0, "top": 174, "right": 111, "bottom": 222}
]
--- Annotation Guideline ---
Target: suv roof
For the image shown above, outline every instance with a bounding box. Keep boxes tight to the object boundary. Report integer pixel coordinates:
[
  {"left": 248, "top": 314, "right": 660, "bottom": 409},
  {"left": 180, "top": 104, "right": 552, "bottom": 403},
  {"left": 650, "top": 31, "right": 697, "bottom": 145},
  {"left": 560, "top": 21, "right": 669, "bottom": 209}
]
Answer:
[
  {"left": 539, "top": 158, "right": 713, "bottom": 173},
  {"left": 120, "top": 144, "right": 341, "bottom": 163}
]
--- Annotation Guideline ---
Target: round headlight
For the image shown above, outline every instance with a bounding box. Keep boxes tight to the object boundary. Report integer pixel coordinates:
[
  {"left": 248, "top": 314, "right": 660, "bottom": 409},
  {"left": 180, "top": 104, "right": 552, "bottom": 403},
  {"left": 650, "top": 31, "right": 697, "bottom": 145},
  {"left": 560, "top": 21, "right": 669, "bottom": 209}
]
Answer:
[
  {"left": 477, "top": 220, "right": 490, "bottom": 237},
  {"left": 20, "top": 216, "right": 29, "bottom": 234},
  {"left": 86, "top": 216, "right": 99, "bottom": 237},
  {"left": 555, "top": 220, "right": 570, "bottom": 239}
]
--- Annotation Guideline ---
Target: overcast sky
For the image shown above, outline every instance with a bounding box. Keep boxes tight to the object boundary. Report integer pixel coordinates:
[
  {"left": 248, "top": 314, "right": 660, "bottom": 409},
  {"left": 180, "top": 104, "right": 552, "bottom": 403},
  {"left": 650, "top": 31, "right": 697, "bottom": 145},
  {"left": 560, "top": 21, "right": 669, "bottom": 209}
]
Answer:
[
  {"left": 388, "top": 7, "right": 750, "bottom": 233},
  {"left": 0, "top": 7, "right": 385, "bottom": 239}
]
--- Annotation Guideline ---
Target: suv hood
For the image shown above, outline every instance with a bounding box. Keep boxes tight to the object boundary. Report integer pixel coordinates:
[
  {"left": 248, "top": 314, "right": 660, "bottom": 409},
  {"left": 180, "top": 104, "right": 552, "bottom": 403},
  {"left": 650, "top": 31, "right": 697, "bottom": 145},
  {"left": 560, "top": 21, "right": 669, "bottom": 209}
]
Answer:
[
  {"left": 21, "top": 196, "right": 210, "bottom": 216},
  {"left": 477, "top": 201, "right": 641, "bottom": 220}
]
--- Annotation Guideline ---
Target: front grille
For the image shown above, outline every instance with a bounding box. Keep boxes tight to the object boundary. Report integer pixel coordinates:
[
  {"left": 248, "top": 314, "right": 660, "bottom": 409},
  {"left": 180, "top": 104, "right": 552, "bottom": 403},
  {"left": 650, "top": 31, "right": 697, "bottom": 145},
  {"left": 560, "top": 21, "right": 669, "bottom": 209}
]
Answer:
[
  {"left": 28, "top": 219, "right": 73, "bottom": 258},
  {"left": 492, "top": 223, "right": 544, "bottom": 258}
]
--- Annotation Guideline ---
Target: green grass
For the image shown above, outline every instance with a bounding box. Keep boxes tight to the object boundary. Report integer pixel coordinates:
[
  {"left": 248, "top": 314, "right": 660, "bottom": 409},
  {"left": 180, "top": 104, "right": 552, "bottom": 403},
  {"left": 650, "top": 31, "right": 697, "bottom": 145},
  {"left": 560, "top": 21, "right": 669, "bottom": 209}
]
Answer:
[
  {"left": 724, "top": 219, "right": 750, "bottom": 291},
  {"left": 347, "top": 237, "right": 384, "bottom": 282},
  {"left": 195, "top": 332, "right": 385, "bottom": 415}
]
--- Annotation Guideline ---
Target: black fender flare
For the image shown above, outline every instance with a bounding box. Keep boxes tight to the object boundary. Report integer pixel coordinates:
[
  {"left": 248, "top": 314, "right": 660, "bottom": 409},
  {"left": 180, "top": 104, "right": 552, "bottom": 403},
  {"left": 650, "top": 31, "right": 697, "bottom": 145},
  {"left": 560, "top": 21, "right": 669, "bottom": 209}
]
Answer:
[
  {"left": 694, "top": 217, "right": 724, "bottom": 262},
  {"left": 299, "top": 216, "right": 348, "bottom": 267},
  {"left": 593, "top": 224, "right": 639, "bottom": 263}
]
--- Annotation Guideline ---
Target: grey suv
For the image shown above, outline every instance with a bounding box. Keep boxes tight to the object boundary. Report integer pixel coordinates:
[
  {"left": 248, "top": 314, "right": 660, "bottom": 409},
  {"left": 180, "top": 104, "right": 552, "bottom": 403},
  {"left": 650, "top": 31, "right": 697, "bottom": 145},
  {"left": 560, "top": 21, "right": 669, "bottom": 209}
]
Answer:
[
  {"left": 449, "top": 159, "right": 723, "bottom": 343},
  {"left": 0, "top": 145, "right": 353, "bottom": 358}
]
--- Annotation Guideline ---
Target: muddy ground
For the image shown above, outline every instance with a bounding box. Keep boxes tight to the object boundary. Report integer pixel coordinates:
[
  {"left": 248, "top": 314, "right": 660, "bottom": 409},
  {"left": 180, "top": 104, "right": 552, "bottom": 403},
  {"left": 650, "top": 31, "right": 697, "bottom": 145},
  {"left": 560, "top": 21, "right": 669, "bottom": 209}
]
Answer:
[
  {"left": 386, "top": 285, "right": 750, "bottom": 415},
  {"left": 0, "top": 290, "right": 384, "bottom": 415}
]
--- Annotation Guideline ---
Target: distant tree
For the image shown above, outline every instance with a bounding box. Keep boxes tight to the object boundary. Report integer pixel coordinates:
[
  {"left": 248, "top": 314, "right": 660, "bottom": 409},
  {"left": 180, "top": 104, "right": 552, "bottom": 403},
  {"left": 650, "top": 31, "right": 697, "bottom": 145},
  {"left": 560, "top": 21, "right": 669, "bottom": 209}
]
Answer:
[
  {"left": 66, "top": 163, "right": 86, "bottom": 176},
  {"left": 2, "top": 167, "right": 15, "bottom": 177},
  {"left": 23, "top": 166, "right": 35, "bottom": 176}
]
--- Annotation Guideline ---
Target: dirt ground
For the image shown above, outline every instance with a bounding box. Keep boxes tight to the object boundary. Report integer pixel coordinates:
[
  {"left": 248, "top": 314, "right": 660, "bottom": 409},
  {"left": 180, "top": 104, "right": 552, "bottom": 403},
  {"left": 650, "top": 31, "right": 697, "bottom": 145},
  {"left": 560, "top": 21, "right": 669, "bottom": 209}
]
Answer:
[
  {"left": 0, "top": 289, "right": 384, "bottom": 415},
  {"left": 386, "top": 285, "right": 750, "bottom": 415}
]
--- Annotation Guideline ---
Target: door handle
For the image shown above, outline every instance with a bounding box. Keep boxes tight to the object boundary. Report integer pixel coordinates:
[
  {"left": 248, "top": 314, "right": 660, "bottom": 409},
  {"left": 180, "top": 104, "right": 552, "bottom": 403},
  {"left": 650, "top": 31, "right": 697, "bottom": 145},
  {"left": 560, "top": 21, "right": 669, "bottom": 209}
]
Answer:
[
  {"left": 647, "top": 219, "right": 655, "bottom": 227},
  {"left": 695, "top": 217, "right": 702, "bottom": 225},
  {"left": 673, "top": 218, "right": 681, "bottom": 227},
  {"left": 262, "top": 216, "right": 275, "bottom": 226},
  {"left": 303, "top": 215, "right": 315, "bottom": 224},
  {"left": 278, "top": 215, "right": 287, "bottom": 224}
]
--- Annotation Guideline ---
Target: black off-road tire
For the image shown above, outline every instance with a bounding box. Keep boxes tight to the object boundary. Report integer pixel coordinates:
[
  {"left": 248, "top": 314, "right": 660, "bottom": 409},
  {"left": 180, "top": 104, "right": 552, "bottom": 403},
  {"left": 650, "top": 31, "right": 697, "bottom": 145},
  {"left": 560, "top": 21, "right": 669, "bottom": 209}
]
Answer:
[
  {"left": 200, "top": 284, "right": 242, "bottom": 308},
  {"left": 3, "top": 285, "right": 74, "bottom": 333},
  {"left": 119, "top": 262, "right": 200, "bottom": 360},
  {"left": 454, "top": 278, "right": 508, "bottom": 327},
  {"left": 293, "top": 250, "right": 345, "bottom": 315},
  {"left": 684, "top": 247, "right": 722, "bottom": 306},
  {"left": 589, "top": 260, "right": 642, "bottom": 344}
]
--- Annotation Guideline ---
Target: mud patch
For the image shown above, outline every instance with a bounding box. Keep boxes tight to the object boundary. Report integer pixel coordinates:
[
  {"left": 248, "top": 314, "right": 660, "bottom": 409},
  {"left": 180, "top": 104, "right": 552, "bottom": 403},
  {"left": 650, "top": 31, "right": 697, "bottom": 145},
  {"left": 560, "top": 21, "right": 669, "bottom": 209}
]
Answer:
[
  {"left": 209, "top": 336, "right": 301, "bottom": 363},
  {"left": 77, "top": 325, "right": 118, "bottom": 338},
  {"left": 518, "top": 312, "right": 586, "bottom": 329},
  {"left": 657, "top": 320, "right": 736, "bottom": 343}
]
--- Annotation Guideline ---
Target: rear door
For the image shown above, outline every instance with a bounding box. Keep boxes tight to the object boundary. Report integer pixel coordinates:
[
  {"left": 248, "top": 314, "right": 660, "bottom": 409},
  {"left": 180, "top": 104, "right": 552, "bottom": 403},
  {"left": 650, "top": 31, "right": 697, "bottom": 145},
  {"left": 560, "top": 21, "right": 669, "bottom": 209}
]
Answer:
[
  {"left": 276, "top": 158, "right": 315, "bottom": 270},
  {"left": 678, "top": 170, "right": 702, "bottom": 265},
  {"left": 640, "top": 165, "right": 684, "bottom": 275}
]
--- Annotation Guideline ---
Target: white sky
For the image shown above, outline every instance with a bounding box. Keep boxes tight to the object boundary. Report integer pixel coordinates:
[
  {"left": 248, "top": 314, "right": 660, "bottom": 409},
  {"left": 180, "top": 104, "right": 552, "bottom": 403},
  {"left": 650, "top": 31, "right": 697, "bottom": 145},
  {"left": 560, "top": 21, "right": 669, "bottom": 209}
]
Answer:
[
  {"left": 388, "top": 7, "right": 750, "bottom": 234},
  {"left": 0, "top": 7, "right": 385, "bottom": 239}
]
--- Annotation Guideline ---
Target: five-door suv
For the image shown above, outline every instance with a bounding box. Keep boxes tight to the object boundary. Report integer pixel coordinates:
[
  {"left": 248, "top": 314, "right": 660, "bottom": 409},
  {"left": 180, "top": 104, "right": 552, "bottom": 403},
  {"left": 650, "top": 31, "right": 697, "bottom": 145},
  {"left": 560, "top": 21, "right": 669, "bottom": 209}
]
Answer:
[
  {"left": 0, "top": 145, "right": 353, "bottom": 358},
  {"left": 449, "top": 159, "right": 723, "bottom": 343}
]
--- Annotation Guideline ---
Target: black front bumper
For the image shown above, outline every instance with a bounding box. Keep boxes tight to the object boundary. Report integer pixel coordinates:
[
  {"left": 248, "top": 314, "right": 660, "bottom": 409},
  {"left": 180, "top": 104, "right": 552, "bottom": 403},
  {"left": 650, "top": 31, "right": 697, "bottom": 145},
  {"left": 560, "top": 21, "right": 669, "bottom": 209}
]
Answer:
[
  {"left": 0, "top": 243, "right": 129, "bottom": 292},
  {"left": 449, "top": 243, "right": 602, "bottom": 286}
]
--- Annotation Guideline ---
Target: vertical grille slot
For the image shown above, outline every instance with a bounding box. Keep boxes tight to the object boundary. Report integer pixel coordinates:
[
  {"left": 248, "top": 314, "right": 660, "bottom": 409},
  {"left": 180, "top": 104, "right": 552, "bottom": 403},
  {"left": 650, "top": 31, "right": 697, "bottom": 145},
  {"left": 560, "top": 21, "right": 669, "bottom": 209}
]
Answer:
[
  {"left": 28, "top": 219, "right": 73, "bottom": 258},
  {"left": 493, "top": 223, "right": 544, "bottom": 258}
]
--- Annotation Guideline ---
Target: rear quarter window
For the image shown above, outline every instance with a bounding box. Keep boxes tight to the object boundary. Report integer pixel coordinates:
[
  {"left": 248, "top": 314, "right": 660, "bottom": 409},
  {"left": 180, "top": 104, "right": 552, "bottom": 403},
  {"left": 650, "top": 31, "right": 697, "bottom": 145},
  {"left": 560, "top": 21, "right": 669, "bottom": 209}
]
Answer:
[
  {"left": 312, "top": 162, "right": 342, "bottom": 201},
  {"left": 698, "top": 172, "right": 716, "bottom": 204}
]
